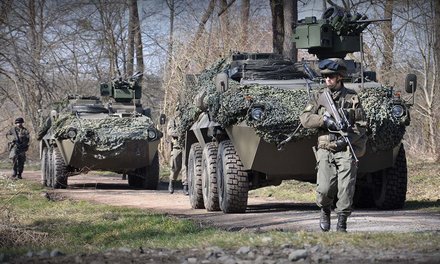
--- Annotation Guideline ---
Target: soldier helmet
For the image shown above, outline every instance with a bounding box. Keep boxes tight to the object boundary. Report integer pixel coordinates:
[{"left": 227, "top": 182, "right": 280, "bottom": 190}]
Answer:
[
  {"left": 15, "top": 117, "right": 24, "bottom": 124},
  {"left": 319, "top": 58, "right": 347, "bottom": 77}
]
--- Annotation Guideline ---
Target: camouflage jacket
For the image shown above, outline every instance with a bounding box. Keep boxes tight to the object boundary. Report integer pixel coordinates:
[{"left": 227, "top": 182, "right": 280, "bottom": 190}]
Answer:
[
  {"left": 6, "top": 126, "right": 30, "bottom": 153},
  {"left": 300, "top": 85, "right": 367, "bottom": 157}
]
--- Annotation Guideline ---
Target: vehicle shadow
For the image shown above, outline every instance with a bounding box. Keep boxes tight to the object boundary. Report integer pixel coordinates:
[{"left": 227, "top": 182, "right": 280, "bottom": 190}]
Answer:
[
  {"left": 67, "top": 180, "right": 173, "bottom": 191},
  {"left": 403, "top": 200, "right": 440, "bottom": 210},
  {"left": 246, "top": 202, "right": 319, "bottom": 213}
]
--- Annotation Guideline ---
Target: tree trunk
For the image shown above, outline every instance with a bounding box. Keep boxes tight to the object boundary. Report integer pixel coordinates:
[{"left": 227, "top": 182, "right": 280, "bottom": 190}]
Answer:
[
  {"left": 133, "top": 0, "right": 143, "bottom": 75},
  {"left": 270, "top": 0, "right": 284, "bottom": 55},
  {"left": 380, "top": 0, "right": 394, "bottom": 85},
  {"left": 240, "top": 0, "right": 250, "bottom": 47},
  {"left": 282, "top": 0, "right": 297, "bottom": 61},
  {"left": 127, "top": 0, "right": 136, "bottom": 76},
  {"left": 219, "top": 0, "right": 230, "bottom": 55},
  {"left": 163, "top": 0, "right": 175, "bottom": 114},
  {"left": 193, "top": 0, "right": 216, "bottom": 45},
  {"left": 433, "top": 0, "right": 440, "bottom": 160}
]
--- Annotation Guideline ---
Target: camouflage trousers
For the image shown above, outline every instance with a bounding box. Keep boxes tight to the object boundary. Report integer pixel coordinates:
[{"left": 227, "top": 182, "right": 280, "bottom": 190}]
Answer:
[
  {"left": 12, "top": 153, "right": 26, "bottom": 177},
  {"left": 316, "top": 148, "right": 357, "bottom": 216},
  {"left": 169, "top": 147, "right": 187, "bottom": 185}
]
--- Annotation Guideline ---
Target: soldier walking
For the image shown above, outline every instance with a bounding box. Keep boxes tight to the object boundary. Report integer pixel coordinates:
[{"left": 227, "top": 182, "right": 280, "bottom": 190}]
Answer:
[
  {"left": 300, "top": 58, "right": 367, "bottom": 232},
  {"left": 167, "top": 115, "right": 188, "bottom": 195},
  {"left": 6, "top": 117, "right": 30, "bottom": 179}
]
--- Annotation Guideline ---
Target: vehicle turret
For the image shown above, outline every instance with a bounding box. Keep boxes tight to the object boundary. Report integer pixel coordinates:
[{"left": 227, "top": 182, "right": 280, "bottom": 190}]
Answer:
[{"left": 293, "top": 6, "right": 388, "bottom": 59}]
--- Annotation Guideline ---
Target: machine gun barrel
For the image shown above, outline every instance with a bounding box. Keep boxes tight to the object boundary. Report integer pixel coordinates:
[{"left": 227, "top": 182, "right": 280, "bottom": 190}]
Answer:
[{"left": 348, "top": 18, "right": 391, "bottom": 24}]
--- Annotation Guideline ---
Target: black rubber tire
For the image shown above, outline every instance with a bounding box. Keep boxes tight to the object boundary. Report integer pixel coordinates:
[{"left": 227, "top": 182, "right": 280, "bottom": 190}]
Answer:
[
  {"left": 52, "top": 146, "right": 68, "bottom": 189},
  {"left": 47, "top": 147, "right": 54, "bottom": 188},
  {"left": 128, "top": 153, "right": 160, "bottom": 190},
  {"left": 372, "top": 145, "right": 408, "bottom": 209},
  {"left": 188, "top": 143, "right": 204, "bottom": 209},
  {"left": 217, "top": 140, "right": 249, "bottom": 213},
  {"left": 353, "top": 183, "right": 375, "bottom": 209},
  {"left": 202, "top": 142, "right": 220, "bottom": 211},
  {"left": 41, "top": 147, "right": 49, "bottom": 187}
]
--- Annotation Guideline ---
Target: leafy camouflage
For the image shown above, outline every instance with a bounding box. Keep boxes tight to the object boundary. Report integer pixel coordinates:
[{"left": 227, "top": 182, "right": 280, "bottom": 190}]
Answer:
[{"left": 52, "top": 113, "right": 156, "bottom": 151}]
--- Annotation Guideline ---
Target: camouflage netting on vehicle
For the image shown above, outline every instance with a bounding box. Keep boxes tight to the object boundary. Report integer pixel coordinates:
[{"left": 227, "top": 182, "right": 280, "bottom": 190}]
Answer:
[
  {"left": 178, "top": 58, "right": 406, "bottom": 151},
  {"left": 176, "top": 58, "right": 230, "bottom": 146},
  {"left": 53, "top": 114, "right": 156, "bottom": 151},
  {"left": 358, "top": 87, "right": 406, "bottom": 151},
  {"left": 210, "top": 84, "right": 318, "bottom": 143}
]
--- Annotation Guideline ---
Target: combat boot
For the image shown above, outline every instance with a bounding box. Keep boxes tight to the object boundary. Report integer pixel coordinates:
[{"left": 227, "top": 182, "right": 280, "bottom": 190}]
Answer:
[
  {"left": 182, "top": 185, "right": 189, "bottom": 196},
  {"left": 168, "top": 180, "right": 174, "bottom": 194},
  {"left": 336, "top": 214, "right": 348, "bottom": 232},
  {"left": 319, "top": 208, "right": 331, "bottom": 232},
  {"left": 17, "top": 174, "right": 22, "bottom": 179}
]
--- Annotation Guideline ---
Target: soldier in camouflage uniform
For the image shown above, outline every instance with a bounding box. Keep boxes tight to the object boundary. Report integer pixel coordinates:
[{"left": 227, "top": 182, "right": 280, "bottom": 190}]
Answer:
[
  {"left": 300, "top": 58, "right": 367, "bottom": 232},
  {"left": 6, "top": 117, "right": 30, "bottom": 179},
  {"left": 167, "top": 115, "right": 188, "bottom": 195}
]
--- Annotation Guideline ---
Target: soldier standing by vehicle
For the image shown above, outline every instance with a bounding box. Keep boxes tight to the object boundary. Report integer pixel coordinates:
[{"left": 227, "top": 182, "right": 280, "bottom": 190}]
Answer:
[
  {"left": 300, "top": 58, "right": 367, "bottom": 232},
  {"left": 6, "top": 117, "right": 30, "bottom": 179},
  {"left": 167, "top": 114, "right": 188, "bottom": 195}
]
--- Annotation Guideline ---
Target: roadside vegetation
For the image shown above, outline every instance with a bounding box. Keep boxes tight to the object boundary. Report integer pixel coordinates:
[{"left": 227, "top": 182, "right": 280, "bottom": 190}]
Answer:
[{"left": 1, "top": 161, "right": 439, "bottom": 258}]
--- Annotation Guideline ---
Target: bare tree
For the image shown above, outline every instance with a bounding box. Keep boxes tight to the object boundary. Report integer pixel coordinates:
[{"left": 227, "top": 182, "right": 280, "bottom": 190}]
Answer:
[
  {"left": 379, "top": 0, "right": 394, "bottom": 85},
  {"left": 282, "top": 0, "right": 297, "bottom": 61},
  {"left": 127, "top": 0, "right": 136, "bottom": 76},
  {"left": 270, "top": 0, "right": 284, "bottom": 54},
  {"left": 240, "top": 0, "right": 250, "bottom": 46},
  {"left": 270, "top": 0, "right": 298, "bottom": 59},
  {"left": 133, "top": 1, "right": 144, "bottom": 75}
]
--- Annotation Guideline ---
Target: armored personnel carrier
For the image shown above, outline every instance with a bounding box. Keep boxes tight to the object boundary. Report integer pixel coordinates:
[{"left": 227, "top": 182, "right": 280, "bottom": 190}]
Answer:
[
  {"left": 38, "top": 72, "right": 163, "bottom": 189},
  {"left": 178, "top": 7, "right": 416, "bottom": 213}
]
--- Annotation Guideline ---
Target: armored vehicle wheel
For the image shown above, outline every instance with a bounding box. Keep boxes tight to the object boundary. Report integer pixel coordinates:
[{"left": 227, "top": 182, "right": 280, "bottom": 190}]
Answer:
[
  {"left": 217, "top": 140, "right": 249, "bottom": 213},
  {"left": 52, "top": 146, "right": 68, "bottom": 189},
  {"left": 353, "top": 145, "right": 408, "bottom": 209},
  {"left": 371, "top": 145, "right": 408, "bottom": 209},
  {"left": 41, "top": 147, "right": 49, "bottom": 186},
  {"left": 202, "top": 142, "right": 220, "bottom": 211},
  {"left": 188, "top": 143, "right": 204, "bottom": 209},
  {"left": 128, "top": 153, "right": 159, "bottom": 190}
]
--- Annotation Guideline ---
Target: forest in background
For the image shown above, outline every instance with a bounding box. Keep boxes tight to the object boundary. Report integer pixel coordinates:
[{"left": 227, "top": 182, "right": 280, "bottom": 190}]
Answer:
[{"left": 0, "top": 0, "right": 438, "bottom": 163}]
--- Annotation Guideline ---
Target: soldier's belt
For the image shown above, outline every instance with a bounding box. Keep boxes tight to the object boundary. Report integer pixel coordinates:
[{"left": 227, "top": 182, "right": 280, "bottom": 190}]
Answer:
[{"left": 317, "top": 134, "right": 338, "bottom": 150}]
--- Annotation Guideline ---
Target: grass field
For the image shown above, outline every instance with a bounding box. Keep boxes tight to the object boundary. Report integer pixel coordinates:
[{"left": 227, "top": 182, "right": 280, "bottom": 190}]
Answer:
[{"left": 0, "top": 161, "right": 439, "bottom": 257}]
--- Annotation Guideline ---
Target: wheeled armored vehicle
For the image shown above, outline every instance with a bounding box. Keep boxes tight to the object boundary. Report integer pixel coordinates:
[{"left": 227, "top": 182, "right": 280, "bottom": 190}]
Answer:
[
  {"left": 38, "top": 72, "right": 163, "bottom": 189},
  {"left": 179, "top": 7, "right": 417, "bottom": 213}
]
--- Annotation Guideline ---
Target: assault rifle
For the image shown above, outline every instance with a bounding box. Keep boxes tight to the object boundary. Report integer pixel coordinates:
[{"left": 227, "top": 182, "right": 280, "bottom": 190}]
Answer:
[{"left": 317, "top": 88, "right": 359, "bottom": 163}]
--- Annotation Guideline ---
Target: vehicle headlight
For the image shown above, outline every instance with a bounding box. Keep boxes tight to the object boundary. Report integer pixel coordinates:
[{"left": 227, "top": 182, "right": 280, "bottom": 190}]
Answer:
[
  {"left": 250, "top": 107, "right": 264, "bottom": 121},
  {"left": 147, "top": 130, "right": 157, "bottom": 139},
  {"left": 67, "top": 128, "right": 77, "bottom": 138},
  {"left": 391, "top": 105, "right": 405, "bottom": 118}
]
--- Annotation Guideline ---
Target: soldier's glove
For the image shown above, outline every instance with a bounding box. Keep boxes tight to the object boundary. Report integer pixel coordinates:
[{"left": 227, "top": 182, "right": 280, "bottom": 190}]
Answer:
[
  {"left": 329, "top": 138, "right": 348, "bottom": 152},
  {"left": 323, "top": 113, "right": 339, "bottom": 131}
]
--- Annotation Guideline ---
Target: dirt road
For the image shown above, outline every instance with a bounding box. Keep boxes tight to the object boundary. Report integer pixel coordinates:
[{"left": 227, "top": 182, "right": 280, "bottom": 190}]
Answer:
[{"left": 16, "top": 171, "right": 440, "bottom": 233}]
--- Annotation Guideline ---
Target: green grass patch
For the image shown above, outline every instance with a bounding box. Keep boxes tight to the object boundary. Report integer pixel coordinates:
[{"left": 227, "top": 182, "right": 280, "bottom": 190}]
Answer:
[{"left": 249, "top": 180, "right": 315, "bottom": 202}]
